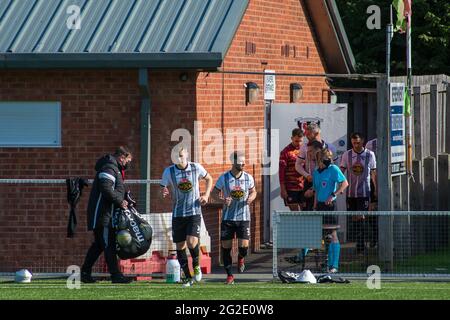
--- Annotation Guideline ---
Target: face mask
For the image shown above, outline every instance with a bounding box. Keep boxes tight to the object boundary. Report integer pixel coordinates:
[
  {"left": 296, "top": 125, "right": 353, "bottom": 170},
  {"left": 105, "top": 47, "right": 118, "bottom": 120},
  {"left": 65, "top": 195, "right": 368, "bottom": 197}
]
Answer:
[
  {"left": 322, "top": 159, "right": 331, "bottom": 167},
  {"left": 122, "top": 161, "right": 131, "bottom": 171}
]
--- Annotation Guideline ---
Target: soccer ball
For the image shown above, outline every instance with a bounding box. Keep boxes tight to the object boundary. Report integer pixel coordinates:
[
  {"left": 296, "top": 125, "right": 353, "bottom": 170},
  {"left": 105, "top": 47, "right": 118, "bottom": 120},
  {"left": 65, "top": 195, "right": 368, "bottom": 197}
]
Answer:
[
  {"left": 15, "top": 269, "right": 32, "bottom": 283},
  {"left": 116, "top": 230, "right": 132, "bottom": 247},
  {"left": 117, "top": 215, "right": 129, "bottom": 230}
]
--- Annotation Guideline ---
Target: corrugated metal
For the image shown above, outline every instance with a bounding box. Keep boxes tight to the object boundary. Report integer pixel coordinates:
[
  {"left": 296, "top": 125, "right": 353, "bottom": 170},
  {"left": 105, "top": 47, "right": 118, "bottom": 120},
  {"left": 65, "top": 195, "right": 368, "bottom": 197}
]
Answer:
[
  {"left": 116, "top": 0, "right": 162, "bottom": 53},
  {"left": 0, "top": 0, "right": 248, "bottom": 56},
  {"left": 34, "top": 0, "right": 86, "bottom": 53},
  {"left": 10, "top": 0, "right": 62, "bottom": 53},
  {"left": 88, "top": 0, "right": 136, "bottom": 53},
  {"left": 0, "top": 0, "right": 13, "bottom": 20}
]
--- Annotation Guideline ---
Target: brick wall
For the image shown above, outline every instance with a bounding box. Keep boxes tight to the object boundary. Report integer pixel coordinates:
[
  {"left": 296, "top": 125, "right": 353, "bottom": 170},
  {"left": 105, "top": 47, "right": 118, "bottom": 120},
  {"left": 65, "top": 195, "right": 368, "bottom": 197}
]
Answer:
[
  {"left": 0, "top": 69, "right": 142, "bottom": 272},
  {"left": 0, "top": 0, "right": 332, "bottom": 273},
  {"left": 148, "top": 70, "right": 198, "bottom": 214},
  {"left": 0, "top": 69, "right": 217, "bottom": 272},
  {"left": 196, "top": 0, "right": 330, "bottom": 260}
]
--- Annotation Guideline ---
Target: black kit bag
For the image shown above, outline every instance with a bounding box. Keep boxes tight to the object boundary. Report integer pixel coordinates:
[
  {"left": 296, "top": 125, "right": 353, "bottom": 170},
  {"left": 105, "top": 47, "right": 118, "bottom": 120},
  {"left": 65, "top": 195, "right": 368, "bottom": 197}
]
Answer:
[
  {"left": 316, "top": 274, "right": 350, "bottom": 284},
  {"left": 112, "top": 193, "right": 152, "bottom": 260}
]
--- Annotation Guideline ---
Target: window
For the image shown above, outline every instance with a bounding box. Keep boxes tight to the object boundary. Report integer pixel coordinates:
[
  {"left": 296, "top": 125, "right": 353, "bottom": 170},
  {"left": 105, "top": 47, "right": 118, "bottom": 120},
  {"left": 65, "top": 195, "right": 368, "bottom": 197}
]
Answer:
[{"left": 0, "top": 102, "right": 61, "bottom": 147}]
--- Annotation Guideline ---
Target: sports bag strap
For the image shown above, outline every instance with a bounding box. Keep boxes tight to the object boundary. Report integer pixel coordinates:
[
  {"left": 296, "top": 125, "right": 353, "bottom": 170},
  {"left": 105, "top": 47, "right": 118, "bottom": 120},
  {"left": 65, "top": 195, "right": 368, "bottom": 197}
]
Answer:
[{"left": 111, "top": 210, "right": 117, "bottom": 229}]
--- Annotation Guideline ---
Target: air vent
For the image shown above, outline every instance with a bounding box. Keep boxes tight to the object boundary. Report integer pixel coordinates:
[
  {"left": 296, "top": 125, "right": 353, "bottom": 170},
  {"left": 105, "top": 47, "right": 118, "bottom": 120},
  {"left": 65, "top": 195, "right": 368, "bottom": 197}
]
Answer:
[
  {"left": 245, "top": 41, "right": 256, "bottom": 55},
  {"left": 281, "top": 44, "right": 290, "bottom": 57}
]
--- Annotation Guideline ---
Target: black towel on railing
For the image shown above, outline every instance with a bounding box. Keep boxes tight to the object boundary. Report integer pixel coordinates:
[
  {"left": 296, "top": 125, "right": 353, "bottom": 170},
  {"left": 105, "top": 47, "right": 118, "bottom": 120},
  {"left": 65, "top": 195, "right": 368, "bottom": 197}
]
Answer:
[{"left": 66, "top": 178, "right": 89, "bottom": 238}]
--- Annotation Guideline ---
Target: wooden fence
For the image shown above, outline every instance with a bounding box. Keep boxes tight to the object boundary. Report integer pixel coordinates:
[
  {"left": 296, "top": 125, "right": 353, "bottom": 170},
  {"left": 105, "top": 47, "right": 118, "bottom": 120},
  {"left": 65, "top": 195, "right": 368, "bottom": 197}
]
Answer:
[{"left": 337, "top": 74, "right": 450, "bottom": 263}]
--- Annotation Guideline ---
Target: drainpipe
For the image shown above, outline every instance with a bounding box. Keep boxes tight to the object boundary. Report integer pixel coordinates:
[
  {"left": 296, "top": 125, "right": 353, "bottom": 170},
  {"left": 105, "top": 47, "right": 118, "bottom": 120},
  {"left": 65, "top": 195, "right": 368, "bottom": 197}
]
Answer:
[{"left": 139, "top": 68, "right": 151, "bottom": 213}]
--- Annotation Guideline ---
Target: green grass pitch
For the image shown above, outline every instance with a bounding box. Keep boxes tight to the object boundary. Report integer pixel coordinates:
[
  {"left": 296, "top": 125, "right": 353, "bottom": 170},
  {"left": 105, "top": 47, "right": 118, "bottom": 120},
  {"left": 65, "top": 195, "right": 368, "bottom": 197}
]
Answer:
[{"left": 1, "top": 279, "right": 450, "bottom": 300}]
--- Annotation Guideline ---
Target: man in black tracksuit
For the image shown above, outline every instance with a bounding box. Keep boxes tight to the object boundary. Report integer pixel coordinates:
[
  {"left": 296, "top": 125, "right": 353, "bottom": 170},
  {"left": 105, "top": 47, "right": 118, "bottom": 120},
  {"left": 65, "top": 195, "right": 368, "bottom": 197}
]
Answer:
[{"left": 81, "top": 146, "right": 133, "bottom": 284}]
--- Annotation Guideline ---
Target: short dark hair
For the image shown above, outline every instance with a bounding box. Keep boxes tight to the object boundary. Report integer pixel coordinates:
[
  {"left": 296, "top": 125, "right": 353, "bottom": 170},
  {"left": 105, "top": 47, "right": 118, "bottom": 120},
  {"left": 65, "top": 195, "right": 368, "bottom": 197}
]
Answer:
[
  {"left": 114, "top": 146, "right": 132, "bottom": 157},
  {"left": 350, "top": 132, "right": 365, "bottom": 141},
  {"left": 291, "top": 128, "right": 304, "bottom": 138}
]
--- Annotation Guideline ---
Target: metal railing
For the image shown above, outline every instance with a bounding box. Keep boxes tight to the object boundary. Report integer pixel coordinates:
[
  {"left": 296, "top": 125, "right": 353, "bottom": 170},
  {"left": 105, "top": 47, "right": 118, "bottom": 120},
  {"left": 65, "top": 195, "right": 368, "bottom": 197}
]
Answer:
[
  {"left": 272, "top": 211, "right": 450, "bottom": 279},
  {"left": 0, "top": 178, "right": 173, "bottom": 279}
]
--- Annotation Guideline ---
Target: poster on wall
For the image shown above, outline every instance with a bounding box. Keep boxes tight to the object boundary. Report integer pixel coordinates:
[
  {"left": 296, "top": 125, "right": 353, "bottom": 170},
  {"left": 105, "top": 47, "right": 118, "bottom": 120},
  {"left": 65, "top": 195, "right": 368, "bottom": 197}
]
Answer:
[{"left": 268, "top": 103, "right": 348, "bottom": 240}]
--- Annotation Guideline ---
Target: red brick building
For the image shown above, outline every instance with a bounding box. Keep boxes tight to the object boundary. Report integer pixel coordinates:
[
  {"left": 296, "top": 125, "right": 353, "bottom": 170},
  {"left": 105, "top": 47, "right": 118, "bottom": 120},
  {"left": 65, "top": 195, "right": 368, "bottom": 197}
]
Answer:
[{"left": 0, "top": 0, "right": 354, "bottom": 272}]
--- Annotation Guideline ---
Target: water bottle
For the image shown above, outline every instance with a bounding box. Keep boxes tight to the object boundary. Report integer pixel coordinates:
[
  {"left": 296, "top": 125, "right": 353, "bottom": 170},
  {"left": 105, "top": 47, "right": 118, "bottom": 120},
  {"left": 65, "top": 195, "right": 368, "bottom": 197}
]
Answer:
[{"left": 166, "top": 252, "right": 181, "bottom": 283}]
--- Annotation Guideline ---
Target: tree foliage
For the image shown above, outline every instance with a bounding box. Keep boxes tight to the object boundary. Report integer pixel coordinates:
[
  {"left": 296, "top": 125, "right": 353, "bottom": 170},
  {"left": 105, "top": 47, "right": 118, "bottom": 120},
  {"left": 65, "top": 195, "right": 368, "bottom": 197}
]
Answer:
[{"left": 335, "top": 0, "right": 450, "bottom": 76}]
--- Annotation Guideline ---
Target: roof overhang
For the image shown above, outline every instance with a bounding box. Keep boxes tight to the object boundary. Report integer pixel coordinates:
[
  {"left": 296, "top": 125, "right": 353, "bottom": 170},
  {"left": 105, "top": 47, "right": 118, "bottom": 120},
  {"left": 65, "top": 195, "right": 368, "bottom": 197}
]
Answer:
[
  {"left": 303, "top": 0, "right": 356, "bottom": 74},
  {"left": 0, "top": 53, "right": 223, "bottom": 70}
]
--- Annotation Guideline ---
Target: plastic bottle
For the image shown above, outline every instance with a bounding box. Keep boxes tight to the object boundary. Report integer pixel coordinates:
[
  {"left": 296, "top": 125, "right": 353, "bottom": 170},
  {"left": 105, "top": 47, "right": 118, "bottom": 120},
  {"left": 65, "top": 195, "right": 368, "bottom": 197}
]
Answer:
[{"left": 166, "top": 252, "right": 181, "bottom": 283}]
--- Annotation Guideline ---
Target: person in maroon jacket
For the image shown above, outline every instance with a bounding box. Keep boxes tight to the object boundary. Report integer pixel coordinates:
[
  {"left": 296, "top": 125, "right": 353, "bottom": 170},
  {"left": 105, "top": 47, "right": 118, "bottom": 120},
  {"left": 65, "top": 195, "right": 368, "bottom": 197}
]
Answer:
[
  {"left": 280, "top": 128, "right": 308, "bottom": 264},
  {"left": 279, "top": 128, "right": 305, "bottom": 211}
]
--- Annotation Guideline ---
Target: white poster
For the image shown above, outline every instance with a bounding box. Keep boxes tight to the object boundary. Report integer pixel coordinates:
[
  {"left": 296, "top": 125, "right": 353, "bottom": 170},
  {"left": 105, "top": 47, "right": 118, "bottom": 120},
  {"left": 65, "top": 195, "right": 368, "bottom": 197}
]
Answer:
[{"left": 268, "top": 103, "right": 348, "bottom": 239}]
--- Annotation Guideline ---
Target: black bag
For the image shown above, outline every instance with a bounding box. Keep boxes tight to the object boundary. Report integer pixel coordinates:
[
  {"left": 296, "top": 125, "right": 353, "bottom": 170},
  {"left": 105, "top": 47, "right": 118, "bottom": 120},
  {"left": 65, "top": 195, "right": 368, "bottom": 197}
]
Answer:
[
  {"left": 278, "top": 271, "right": 298, "bottom": 283},
  {"left": 316, "top": 274, "right": 350, "bottom": 284},
  {"left": 112, "top": 199, "right": 152, "bottom": 260},
  {"left": 278, "top": 270, "right": 316, "bottom": 283}
]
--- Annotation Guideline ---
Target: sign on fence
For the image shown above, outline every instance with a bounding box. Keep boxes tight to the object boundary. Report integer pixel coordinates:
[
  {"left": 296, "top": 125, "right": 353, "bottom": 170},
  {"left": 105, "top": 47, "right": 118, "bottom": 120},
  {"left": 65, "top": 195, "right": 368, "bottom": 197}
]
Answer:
[{"left": 390, "top": 83, "right": 406, "bottom": 176}]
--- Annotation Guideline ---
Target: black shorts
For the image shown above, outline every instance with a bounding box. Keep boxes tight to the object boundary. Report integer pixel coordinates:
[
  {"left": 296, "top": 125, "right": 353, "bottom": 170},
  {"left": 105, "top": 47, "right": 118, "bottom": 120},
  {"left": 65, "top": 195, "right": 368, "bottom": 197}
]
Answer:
[
  {"left": 302, "top": 182, "right": 315, "bottom": 210},
  {"left": 347, "top": 197, "right": 370, "bottom": 211},
  {"left": 172, "top": 215, "right": 201, "bottom": 243},
  {"left": 220, "top": 220, "right": 250, "bottom": 241},
  {"left": 370, "top": 180, "right": 377, "bottom": 202},
  {"left": 317, "top": 201, "right": 338, "bottom": 224},
  {"left": 303, "top": 181, "right": 313, "bottom": 191},
  {"left": 347, "top": 197, "right": 369, "bottom": 222},
  {"left": 284, "top": 190, "right": 303, "bottom": 206}
]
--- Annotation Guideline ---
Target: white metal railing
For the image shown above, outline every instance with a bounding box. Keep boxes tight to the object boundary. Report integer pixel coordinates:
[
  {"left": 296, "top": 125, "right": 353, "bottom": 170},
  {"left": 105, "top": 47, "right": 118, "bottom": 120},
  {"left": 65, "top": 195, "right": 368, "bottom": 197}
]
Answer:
[{"left": 272, "top": 210, "right": 450, "bottom": 279}]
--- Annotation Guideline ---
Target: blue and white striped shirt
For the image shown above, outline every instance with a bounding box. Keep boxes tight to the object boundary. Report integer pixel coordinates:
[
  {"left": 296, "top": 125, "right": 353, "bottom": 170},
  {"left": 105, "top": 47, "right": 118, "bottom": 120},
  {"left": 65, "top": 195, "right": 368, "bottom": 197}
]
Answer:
[
  {"left": 215, "top": 171, "right": 255, "bottom": 222},
  {"left": 161, "top": 162, "right": 208, "bottom": 218}
]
